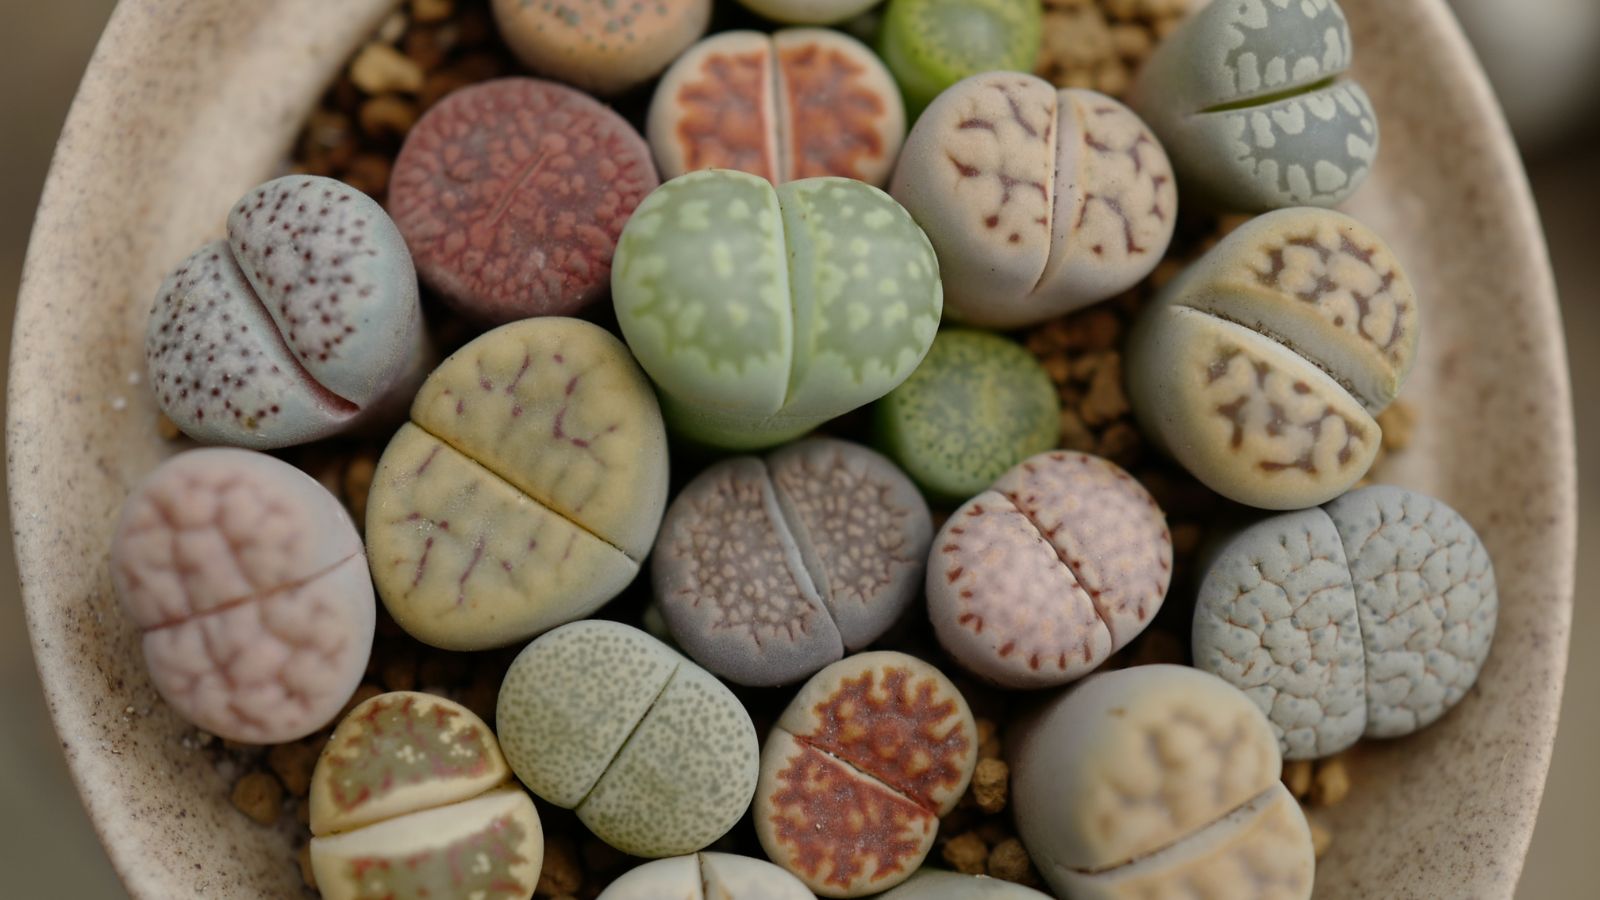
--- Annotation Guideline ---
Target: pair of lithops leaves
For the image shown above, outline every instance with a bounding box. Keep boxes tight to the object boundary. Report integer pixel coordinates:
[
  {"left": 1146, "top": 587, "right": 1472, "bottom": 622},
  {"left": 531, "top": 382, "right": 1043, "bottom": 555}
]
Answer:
[
  {"left": 308, "top": 692, "right": 544, "bottom": 900},
  {"left": 879, "top": 871, "right": 1053, "bottom": 899},
  {"left": 893, "top": 72, "right": 1178, "bottom": 329},
  {"left": 596, "top": 852, "right": 811, "bottom": 900},
  {"left": 1127, "top": 207, "right": 1420, "bottom": 510},
  {"left": 1129, "top": 0, "right": 1378, "bottom": 212},
  {"left": 878, "top": 0, "right": 1044, "bottom": 117},
  {"left": 1194, "top": 485, "right": 1498, "bottom": 760},
  {"left": 496, "top": 621, "right": 759, "bottom": 858},
  {"left": 365, "top": 318, "right": 668, "bottom": 651},
  {"left": 147, "top": 176, "right": 428, "bottom": 449},
  {"left": 1011, "top": 666, "right": 1316, "bottom": 900},
  {"left": 613, "top": 170, "right": 942, "bottom": 449},
  {"left": 490, "top": 0, "right": 711, "bottom": 95}
]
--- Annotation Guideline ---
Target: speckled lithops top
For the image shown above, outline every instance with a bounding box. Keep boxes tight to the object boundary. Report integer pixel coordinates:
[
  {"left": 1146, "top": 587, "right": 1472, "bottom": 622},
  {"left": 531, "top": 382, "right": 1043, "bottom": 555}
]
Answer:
[
  {"left": 878, "top": 0, "right": 1044, "bottom": 117},
  {"left": 596, "top": 852, "right": 814, "bottom": 900},
  {"left": 490, "top": 0, "right": 712, "bottom": 95}
]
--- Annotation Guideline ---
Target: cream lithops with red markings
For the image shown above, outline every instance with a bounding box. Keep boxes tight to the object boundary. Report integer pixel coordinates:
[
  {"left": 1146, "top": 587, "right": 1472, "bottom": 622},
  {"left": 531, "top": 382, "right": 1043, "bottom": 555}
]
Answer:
[
  {"left": 365, "top": 317, "right": 668, "bottom": 650},
  {"left": 1010, "top": 665, "right": 1315, "bottom": 900},
  {"left": 927, "top": 451, "right": 1172, "bottom": 689},
  {"left": 649, "top": 29, "right": 905, "bottom": 185},
  {"left": 491, "top": 0, "right": 712, "bottom": 96},
  {"left": 596, "top": 852, "right": 814, "bottom": 900},
  {"left": 308, "top": 692, "right": 543, "bottom": 900},
  {"left": 755, "top": 651, "right": 977, "bottom": 897},
  {"left": 891, "top": 72, "right": 1176, "bottom": 329},
  {"left": 109, "top": 448, "right": 373, "bottom": 744}
]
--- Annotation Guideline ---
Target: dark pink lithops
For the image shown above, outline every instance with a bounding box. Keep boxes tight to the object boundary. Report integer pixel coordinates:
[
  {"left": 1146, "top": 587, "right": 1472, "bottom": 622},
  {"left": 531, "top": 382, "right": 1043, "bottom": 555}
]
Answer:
[
  {"left": 388, "top": 77, "right": 659, "bottom": 324},
  {"left": 146, "top": 175, "right": 426, "bottom": 449}
]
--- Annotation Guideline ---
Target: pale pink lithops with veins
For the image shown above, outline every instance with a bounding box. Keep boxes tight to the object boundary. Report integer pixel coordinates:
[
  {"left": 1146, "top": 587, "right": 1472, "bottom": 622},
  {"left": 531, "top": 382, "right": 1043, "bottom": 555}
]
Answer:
[
  {"left": 308, "top": 692, "right": 543, "bottom": 900},
  {"left": 648, "top": 29, "right": 906, "bottom": 185},
  {"left": 755, "top": 651, "right": 977, "bottom": 897},
  {"left": 109, "top": 448, "right": 373, "bottom": 744},
  {"left": 927, "top": 451, "right": 1172, "bottom": 689},
  {"left": 890, "top": 72, "right": 1176, "bottom": 329},
  {"left": 388, "top": 77, "right": 659, "bottom": 323},
  {"left": 1010, "top": 665, "right": 1314, "bottom": 900},
  {"left": 146, "top": 175, "right": 426, "bottom": 448},
  {"left": 365, "top": 317, "right": 669, "bottom": 650},
  {"left": 596, "top": 852, "right": 813, "bottom": 900}
]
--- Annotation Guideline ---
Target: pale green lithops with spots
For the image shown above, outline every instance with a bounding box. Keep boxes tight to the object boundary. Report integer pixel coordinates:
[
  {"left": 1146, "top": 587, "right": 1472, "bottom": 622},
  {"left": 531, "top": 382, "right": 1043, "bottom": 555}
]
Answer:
[
  {"left": 737, "top": 0, "right": 880, "bottom": 25},
  {"left": 878, "top": 871, "right": 1053, "bottom": 899},
  {"left": 596, "top": 852, "right": 815, "bottom": 900},
  {"left": 1010, "top": 666, "right": 1315, "bottom": 900},
  {"left": 613, "top": 170, "right": 941, "bottom": 449},
  {"left": 1193, "top": 485, "right": 1498, "bottom": 760},
  {"left": 1126, "top": 207, "right": 1420, "bottom": 510},
  {"left": 496, "top": 621, "right": 759, "bottom": 858},
  {"left": 365, "top": 318, "right": 669, "bottom": 650},
  {"left": 878, "top": 0, "right": 1043, "bottom": 117},
  {"left": 1128, "top": 0, "right": 1378, "bottom": 212},
  {"left": 891, "top": 74, "right": 1176, "bottom": 328},
  {"left": 308, "top": 692, "right": 544, "bottom": 900},
  {"left": 876, "top": 329, "right": 1059, "bottom": 503}
]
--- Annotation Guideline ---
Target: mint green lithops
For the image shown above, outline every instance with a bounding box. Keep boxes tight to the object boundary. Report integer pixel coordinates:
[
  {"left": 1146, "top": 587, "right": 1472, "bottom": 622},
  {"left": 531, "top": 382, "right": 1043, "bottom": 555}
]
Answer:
[
  {"left": 613, "top": 169, "right": 942, "bottom": 449},
  {"left": 877, "top": 329, "right": 1059, "bottom": 503},
  {"left": 878, "top": 0, "right": 1043, "bottom": 117}
]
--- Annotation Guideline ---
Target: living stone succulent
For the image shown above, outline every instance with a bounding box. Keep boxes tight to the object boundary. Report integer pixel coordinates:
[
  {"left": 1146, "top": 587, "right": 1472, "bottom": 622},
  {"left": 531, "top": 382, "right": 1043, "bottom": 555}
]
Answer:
[
  {"left": 308, "top": 692, "right": 544, "bottom": 900},
  {"left": 878, "top": 870, "right": 1053, "bottom": 899},
  {"left": 490, "top": 0, "right": 712, "bottom": 96},
  {"left": 1193, "top": 485, "right": 1498, "bottom": 759},
  {"left": 755, "top": 651, "right": 977, "bottom": 897},
  {"left": 878, "top": 0, "right": 1044, "bottom": 118},
  {"left": 876, "top": 329, "right": 1060, "bottom": 503},
  {"left": 496, "top": 621, "right": 759, "bottom": 858},
  {"left": 365, "top": 318, "right": 669, "bottom": 651},
  {"left": 1009, "top": 665, "right": 1315, "bottom": 900},
  {"left": 649, "top": 29, "right": 905, "bottom": 186},
  {"left": 1128, "top": 0, "right": 1378, "bottom": 212},
  {"left": 927, "top": 451, "right": 1172, "bottom": 689},
  {"left": 147, "top": 176, "right": 427, "bottom": 449},
  {"left": 736, "top": 0, "right": 881, "bottom": 25},
  {"left": 654, "top": 437, "right": 933, "bottom": 687},
  {"left": 613, "top": 170, "right": 942, "bottom": 449},
  {"left": 891, "top": 73, "right": 1177, "bottom": 328},
  {"left": 596, "top": 852, "right": 814, "bottom": 900},
  {"left": 1126, "top": 206, "right": 1419, "bottom": 510},
  {"left": 109, "top": 448, "right": 374, "bottom": 744}
]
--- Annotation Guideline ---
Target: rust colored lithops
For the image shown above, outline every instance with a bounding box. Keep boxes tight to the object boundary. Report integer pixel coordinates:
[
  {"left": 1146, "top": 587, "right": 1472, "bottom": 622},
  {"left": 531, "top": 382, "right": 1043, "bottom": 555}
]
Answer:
[
  {"left": 491, "top": 0, "right": 712, "bottom": 96},
  {"left": 648, "top": 29, "right": 905, "bottom": 185},
  {"left": 755, "top": 651, "right": 978, "bottom": 897},
  {"left": 388, "top": 77, "right": 659, "bottom": 323},
  {"left": 927, "top": 451, "right": 1172, "bottom": 689},
  {"left": 309, "top": 692, "right": 543, "bottom": 900}
]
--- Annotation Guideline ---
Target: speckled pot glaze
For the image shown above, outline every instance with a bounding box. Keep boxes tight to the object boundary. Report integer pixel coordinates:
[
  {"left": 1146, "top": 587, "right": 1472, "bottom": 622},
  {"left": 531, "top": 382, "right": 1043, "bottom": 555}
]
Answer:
[{"left": 6, "top": 0, "right": 1574, "bottom": 898}]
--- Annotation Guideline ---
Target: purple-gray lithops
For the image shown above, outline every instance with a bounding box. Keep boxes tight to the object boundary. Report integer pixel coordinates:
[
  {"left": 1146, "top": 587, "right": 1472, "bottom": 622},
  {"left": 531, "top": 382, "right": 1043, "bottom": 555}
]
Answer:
[
  {"left": 596, "top": 852, "right": 813, "bottom": 900},
  {"left": 1009, "top": 665, "right": 1315, "bottom": 899},
  {"left": 1193, "top": 485, "right": 1498, "bottom": 760},
  {"left": 878, "top": 871, "right": 1052, "bottom": 899},
  {"left": 653, "top": 437, "right": 932, "bottom": 687},
  {"left": 147, "top": 175, "right": 426, "bottom": 449}
]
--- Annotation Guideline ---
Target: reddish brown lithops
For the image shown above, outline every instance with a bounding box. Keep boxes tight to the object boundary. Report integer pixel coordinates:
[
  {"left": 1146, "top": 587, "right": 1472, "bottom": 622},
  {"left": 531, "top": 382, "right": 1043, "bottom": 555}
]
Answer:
[
  {"left": 491, "top": 0, "right": 712, "bottom": 96},
  {"left": 755, "top": 651, "right": 978, "bottom": 897},
  {"left": 927, "top": 451, "right": 1172, "bottom": 689},
  {"left": 389, "top": 77, "right": 659, "bottom": 323},
  {"left": 648, "top": 29, "right": 905, "bottom": 185}
]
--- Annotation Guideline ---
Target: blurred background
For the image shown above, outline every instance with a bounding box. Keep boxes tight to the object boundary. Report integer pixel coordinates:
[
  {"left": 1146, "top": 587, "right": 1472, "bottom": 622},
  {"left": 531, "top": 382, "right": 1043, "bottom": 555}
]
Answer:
[{"left": 2, "top": 1, "right": 1595, "bottom": 896}]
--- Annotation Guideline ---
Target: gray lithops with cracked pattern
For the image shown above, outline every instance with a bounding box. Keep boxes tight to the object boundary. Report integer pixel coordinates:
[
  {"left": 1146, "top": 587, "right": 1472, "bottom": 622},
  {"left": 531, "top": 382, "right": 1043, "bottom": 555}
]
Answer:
[
  {"left": 1129, "top": 0, "right": 1378, "bottom": 212},
  {"left": 878, "top": 871, "right": 1052, "bottom": 899},
  {"left": 1194, "top": 485, "right": 1498, "bottom": 758},
  {"left": 596, "top": 852, "right": 814, "bottom": 900}
]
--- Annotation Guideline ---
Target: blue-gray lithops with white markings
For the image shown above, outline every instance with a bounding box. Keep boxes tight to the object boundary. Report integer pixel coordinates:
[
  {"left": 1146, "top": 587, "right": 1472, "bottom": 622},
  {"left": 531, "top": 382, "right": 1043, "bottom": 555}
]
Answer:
[
  {"left": 1128, "top": 0, "right": 1378, "bottom": 212},
  {"left": 1193, "top": 485, "right": 1498, "bottom": 759},
  {"left": 596, "top": 852, "right": 814, "bottom": 900}
]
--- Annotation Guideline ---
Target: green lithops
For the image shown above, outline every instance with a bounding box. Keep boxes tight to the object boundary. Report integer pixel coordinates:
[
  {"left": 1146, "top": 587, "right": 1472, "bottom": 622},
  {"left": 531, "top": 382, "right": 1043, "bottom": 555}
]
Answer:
[
  {"left": 613, "top": 169, "right": 942, "bottom": 449},
  {"left": 877, "top": 329, "right": 1060, "bottom": 503},
  {"left": 878, "top": 0, "right": 1044, "bottom": 117}
]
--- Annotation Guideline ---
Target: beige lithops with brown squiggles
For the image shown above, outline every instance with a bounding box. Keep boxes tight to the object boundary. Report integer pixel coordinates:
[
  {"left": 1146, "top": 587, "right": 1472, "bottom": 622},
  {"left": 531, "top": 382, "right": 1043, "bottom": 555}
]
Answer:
[
  {"left": 891, "top": 71, "right": 1176, "bottom": 329},
  {"left": 1127, "top": 207, "right": 1419, "bottom": 510}
]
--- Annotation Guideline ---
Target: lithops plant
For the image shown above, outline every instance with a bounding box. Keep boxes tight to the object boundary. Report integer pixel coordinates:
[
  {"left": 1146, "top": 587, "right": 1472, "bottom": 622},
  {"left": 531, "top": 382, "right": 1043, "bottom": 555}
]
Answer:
[
  {"left": 596, "top": 852, "right": 814, "bottom": 900},
  {"left": 1128, "top": 0, "right": 1378, "bottom": 212},
  {"left": 650, "top": 29, "right": 905, "bottom": 186},
  {"left": 490, "top": 0, "right": 712, "bottom": 95},
  {"left": 309, "top": 692, "right": 544, "bottom": 900},
  {"left": 109, "top": 448, "right": 373, "bottom": 744},
  {"left": 1009, "top": 665, "right": 1315, "bottom": 900},
  {"left": 755, "top": 651, "right": 977, "bottom": 897},
  {"left": 1126, "top": 206, "right": 1420, "bottom": 510},
  {"left": 365, "top": 317, "right": 668, "bottom": 650},
  {"left": 876, "top": 329, "right": 1059, "bottom": 503},
  {"left": 878, "top": 871, "right": 1053, "bottom": 899},
  {"left": 1193, "top": 485, "right": 1498, "bottom": 760},
  {"left": 147, "top": 175, "right": 426, "bottom": 449},
  {"left": 891, "top": 73, "right": 1177, "bottom": 328},
  {"left": 654, "top": 437, "right": 933, "bottom": 687},
  {"left": 613, "top": 170, "right": 942, "bottom": 449},
  {"left": 878, "top": 0, "right": 1043, "bottom": 117},
  {"left": 388, "top": 77, "right": 658, "bottom": 323},
  {"left": 927, "top": 451, "right": 1172, "bottom": 689},
  {"left": 737, "top": 0, "right": 881, "bottom": 24},
  {"left": 496, "top": 621, "right": 759, "bottom": 858}
]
